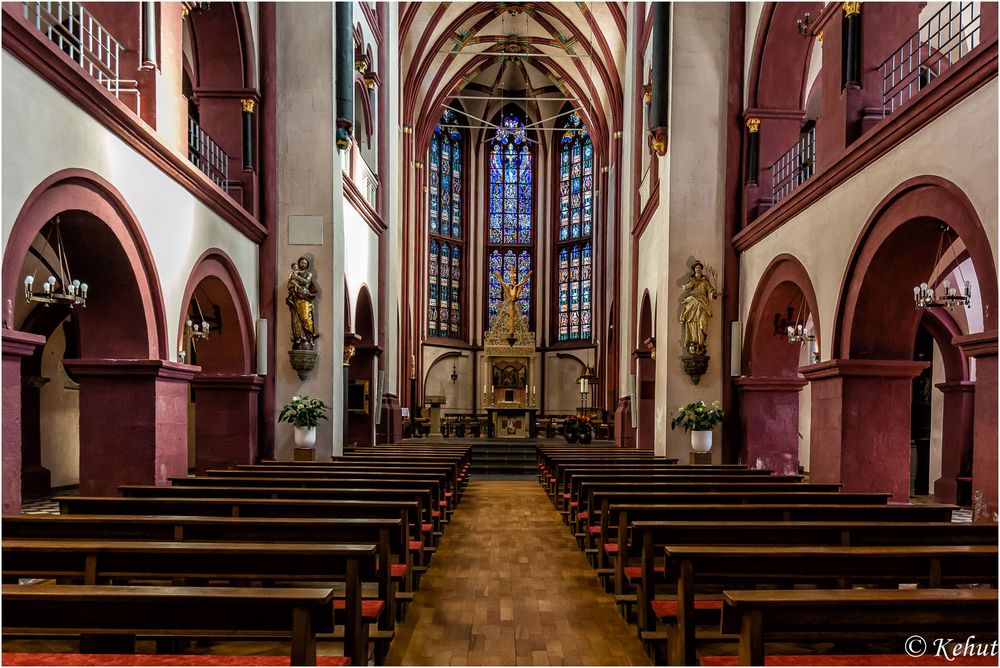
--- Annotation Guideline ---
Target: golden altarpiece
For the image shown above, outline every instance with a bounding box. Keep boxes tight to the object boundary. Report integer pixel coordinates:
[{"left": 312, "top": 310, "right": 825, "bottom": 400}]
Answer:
[{"left": 482, "top": 268, "right": 538, "bottom": 438}]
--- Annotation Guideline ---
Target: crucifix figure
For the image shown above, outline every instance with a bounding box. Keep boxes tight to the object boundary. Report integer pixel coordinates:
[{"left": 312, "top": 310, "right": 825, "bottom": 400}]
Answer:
[{"left": 493, "top": 265, "right": 532, "bottom": 336}]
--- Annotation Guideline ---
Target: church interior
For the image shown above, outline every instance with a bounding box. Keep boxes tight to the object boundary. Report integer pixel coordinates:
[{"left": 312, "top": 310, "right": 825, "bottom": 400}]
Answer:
[{"left": 1, "top": 1, "right": 998, "bottom": 666}]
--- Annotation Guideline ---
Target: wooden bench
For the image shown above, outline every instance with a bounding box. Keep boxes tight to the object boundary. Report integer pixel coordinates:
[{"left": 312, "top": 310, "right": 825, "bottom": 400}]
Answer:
[
  {"left": 663, "top": 544, "right": 998, "bottom": 665},
  {"left": 2, "top": 540, "right": 378, "bottom": 666},
  {"left": 2, "top": 584, "right": 341, "bottom": 666},
  {"left": 3, "top": 513, "right": 410, "bottom": 624},
  {"left": 626, "top": 520, "right": 999, "bottom": 634},
  {"left": 719, "top": 588, "right": 999, "bottom": 666}
]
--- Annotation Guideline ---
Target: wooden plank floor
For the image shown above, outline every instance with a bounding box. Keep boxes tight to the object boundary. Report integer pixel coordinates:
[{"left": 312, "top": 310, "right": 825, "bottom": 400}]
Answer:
[{"left": 384, "top": 481, "right": 652, "bottom": 666}]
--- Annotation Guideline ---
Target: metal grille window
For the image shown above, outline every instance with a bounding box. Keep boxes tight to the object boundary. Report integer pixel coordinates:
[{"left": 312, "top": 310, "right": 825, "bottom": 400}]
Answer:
[
  {"left": 188, "top": 117, "right": 231, "bottom": 191},
  {"left": 881, "top": 2, "right": 981, "bottom": 117},
  {"left": 769, "top": 126, "right": 816, "bottom": 204}
]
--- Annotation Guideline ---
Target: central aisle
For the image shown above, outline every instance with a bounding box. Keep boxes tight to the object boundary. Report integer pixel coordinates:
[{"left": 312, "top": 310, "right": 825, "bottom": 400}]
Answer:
[{"left": 384, "top": 481, "right": 652, "bottom": 666}]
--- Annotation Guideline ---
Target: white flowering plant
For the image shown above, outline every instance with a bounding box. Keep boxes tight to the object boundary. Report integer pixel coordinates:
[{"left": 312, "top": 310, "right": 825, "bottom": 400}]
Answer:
[
  {"left": 670, "top": 400, "right": 724, "bottom": 432},
  {"left": 278, "top": 395, "right": 329, "bottom": 428}
]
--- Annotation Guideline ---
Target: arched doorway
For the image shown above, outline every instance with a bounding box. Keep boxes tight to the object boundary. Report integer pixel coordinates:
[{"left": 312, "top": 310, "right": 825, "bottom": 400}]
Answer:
[
  {"left": 3, "top": 170, "right": 189, "bottom": 503},
  {"left": 634, "top": 291, "right": 655, "bottom": 451},
  {"left": 181, "top": 250, "right": 260, "bottom": 473},
  {"left": 346, "top": 286, "right": 378, "bottom": 447},
  {"left": 805, "top": 176, "right": 996, "bottom": 502},
  {"left": 739, "top": 255, "right": 818, "bottom": 474}
]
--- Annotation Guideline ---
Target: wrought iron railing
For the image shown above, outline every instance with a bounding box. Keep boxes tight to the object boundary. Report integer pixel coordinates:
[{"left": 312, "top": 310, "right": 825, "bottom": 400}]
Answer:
[
  {"left": 769, "top": 126, "right": 816, "bottom": 204},
  {"left": 22, "top": 1, "right": 139, "bottom": 106},
  {"left": 880, "top": 2, "right": 981, "bottom": 117},
  {"left": 188, "top": 117, "right": 231, "bottom": 191}
]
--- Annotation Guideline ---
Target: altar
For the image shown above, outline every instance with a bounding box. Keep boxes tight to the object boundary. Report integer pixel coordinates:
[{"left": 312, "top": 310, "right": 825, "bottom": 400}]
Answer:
[{"left": 482, "top": 267, "right": 538, "bottom": 440}]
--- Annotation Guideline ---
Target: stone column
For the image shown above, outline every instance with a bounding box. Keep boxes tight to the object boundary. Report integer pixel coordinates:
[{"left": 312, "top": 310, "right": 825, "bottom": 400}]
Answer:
[
  {"left": 932, "top": 380, "right": 975, "bottom": 503},
  {"left": 2, "top": 330, "right": 46, "bottom": 513},
  {"left": 800, "top": 359, "right": 926, "bottom": 501},
  {"left": 955, "top": 331, "right": 998, "bottom": 519},
  {"left": 192, "top": 373, "right": 263, "bottom": 473},
  {"left": 735, "top": 376, "right": 807, "bottom": 475},
  {"left": 64, "top": 359, "right": 199, "bottom": 496}
]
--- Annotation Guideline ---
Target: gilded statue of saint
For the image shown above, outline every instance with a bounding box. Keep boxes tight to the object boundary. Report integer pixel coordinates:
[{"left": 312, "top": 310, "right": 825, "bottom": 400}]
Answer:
[
  {"left": 679, "top": 261, "right": 719, "bottom": 355},
  {"left": 493, "top": 265, "right": 532, "bottom": 335},
  {"left": 286, "top": 256, "right": 319, "bottom": 349}
]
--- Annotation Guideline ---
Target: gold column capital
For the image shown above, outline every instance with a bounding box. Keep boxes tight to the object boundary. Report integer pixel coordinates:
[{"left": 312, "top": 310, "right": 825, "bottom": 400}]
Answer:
[
  {"left": 843, "top": 2, "right": 861, "bottom": 17},
  {"left": 746, "top": 117, "right": 761, "bottom": 134},
  {"left": 241, "top": 98, "right": 255, "bottom": 114},
  {"left": 343, "top": 344, "right": 356, "bottom": 367}
]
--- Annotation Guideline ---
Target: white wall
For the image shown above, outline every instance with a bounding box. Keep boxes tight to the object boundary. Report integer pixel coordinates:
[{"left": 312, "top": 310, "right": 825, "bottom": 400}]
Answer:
[
  {"left": 2, "top": 53, "right": 261, "bottom": 359},
  {"left": 740, "top": 79, "right": 999, "bottom": 361}
]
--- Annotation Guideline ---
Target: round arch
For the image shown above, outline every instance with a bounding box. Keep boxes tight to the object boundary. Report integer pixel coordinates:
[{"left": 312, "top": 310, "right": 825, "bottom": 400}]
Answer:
[
  {"left": 833, "top": 175, "right": 998, "bottom": 360},
  {"left": 177, "top": 249, "right": 255, "bottom": 375},
  {"left": 743, "top": 253, "right": 821, "bottom": 377},
  {"left": 3, "top": 169, "right": 167, "bottom": 360}
]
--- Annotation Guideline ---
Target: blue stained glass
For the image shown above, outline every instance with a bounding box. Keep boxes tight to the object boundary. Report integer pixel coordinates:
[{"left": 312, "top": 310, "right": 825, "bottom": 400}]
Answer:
[
  {"left": 428, "top": 112, "right": 464, "bottom": 338},
  {"left": 488, "top": 112, "right": 534, "bottom": 320}
]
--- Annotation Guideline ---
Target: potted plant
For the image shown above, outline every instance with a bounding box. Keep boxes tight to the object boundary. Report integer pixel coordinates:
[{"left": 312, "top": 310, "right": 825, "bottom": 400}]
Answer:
[
  {"left": 670, "top": 400, "right": 724, "bottom": 452},
  {"left": 562, "top": 415, "right": 594, "bottom": 445},
  {"left": 278, "top": 395, "right": 329, "bottom": 448}
]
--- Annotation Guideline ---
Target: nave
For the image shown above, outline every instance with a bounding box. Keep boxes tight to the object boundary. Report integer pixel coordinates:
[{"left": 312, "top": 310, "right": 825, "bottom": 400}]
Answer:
[{"left": 384, "top": 481, "right": 650, "bottom": 666}]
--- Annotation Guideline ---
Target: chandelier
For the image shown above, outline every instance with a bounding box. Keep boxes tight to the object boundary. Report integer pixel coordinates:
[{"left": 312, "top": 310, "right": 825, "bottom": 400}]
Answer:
[
  {"left": 23, "top": 217, "right": 88, "bottom": 307},
  {"left": 178, "top": 298, "right": 211, "bottom": 363},
  {"left": 913, "top": 224, "right": 972, "bottom": 310},
  {"left": 785, "top": 296, "right": 818, "bottom": 363}
]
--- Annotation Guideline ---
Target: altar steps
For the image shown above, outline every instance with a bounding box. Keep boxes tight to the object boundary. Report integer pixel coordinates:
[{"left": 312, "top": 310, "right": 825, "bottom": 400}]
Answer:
[{"left": 469, "top": 442, "right": 537, "bottom": 475}]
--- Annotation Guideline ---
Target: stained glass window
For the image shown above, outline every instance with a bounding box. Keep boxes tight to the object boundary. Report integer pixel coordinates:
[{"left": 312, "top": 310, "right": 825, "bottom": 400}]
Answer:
[
  {"left": 488, "top": 113, "right": 534, "bottom": 325},
  {"left": 556, "top": 111, "right": 593, "bottom": 341},
  {"left": 428, "top": 109, "right": 463, "bottom": 338}
]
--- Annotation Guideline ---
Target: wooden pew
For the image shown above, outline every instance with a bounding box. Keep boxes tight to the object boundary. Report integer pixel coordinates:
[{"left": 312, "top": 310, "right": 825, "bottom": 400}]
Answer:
[
  {"left": 2, "top": 584, "right": 339, "bottom": 666},
  {"left": 590, "top": 492, "right": 895, "bottom": 565},
  {"left": 663, "top": 544, "right": 999, "bottom": 665},
  {"left": 119, "top": 484, "right": 440, "bottom": 541},
  {"left": 626, "top": 520, "right": 999, "bottom": 635},
  {"left": 2, "top": 539, "right": 378, "bottom": 666},
  {"left": 718, "top": 589, "right": 999, "bottom": 666},
  {"left": 556, "top": 469, "right": 816, "bottom": 520},
  {"left": 200, "top": 470, "right": 458, "bottom": 520},
  {"left": 242, "top": 462, "right": 465, "bottom": 503},
  {"left": 3, "top": 514, "right": 409, "bottom": 624},
  {"left": 547, "top": 466, "right": 782, "bottom": 500}
]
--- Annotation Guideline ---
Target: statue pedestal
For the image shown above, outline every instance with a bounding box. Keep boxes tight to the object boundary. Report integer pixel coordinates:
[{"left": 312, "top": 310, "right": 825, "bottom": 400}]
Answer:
[
  {"left": 293, "top": 447, "right": 316, "bottom": 462},
  {"left": 425, "top": 395, "right": 446, "bottom": 439}
]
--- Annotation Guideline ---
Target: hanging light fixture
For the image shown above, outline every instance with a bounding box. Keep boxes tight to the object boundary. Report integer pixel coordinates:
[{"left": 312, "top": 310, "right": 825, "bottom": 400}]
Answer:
[
  {"left": 178, "top": 298, "right": 211, "bottom": 363},
  {"left": 913, "top": 224, "right": 973, "bottom": 310},
  {"left": 23, "top": 217, "right": 88, "bottom": 308},
  {"left": 785, "top": 296, "right": 818, "bottom": 363}
]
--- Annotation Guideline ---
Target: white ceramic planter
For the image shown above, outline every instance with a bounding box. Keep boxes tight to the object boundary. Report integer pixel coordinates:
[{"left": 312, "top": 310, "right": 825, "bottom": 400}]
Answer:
[
  {"left": 294, "top": 425, "right": 317, "bottom": 448},
  {"left": 691, "top": 430, "right": 713, "bottom": 453}
]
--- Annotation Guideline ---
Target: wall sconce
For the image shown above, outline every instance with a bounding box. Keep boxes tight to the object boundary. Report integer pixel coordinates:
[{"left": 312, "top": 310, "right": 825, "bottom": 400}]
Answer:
[
  {"left": 797, "top": 12, "right": 812, "bottom": 37},
  {"left": 451, "top": 363, "right": 458, "bottom": 384}
]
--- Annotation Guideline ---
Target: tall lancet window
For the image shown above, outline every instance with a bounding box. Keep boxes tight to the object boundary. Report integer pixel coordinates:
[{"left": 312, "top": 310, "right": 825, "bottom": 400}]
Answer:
[
  {"left": 556, "top": 111, "right": 593, "bottom": 341},
  {"left": 428, "top": 109, "right": 463, "bottom": 338},
  {"left": 488, "top": 113, "right": 534, "bottom": 325}
]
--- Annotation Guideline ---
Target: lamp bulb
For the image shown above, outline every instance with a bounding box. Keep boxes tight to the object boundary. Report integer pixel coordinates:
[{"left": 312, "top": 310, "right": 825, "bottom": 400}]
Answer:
[
  {"left": 47, "top": 276, "right": 57, "bottom": 285},
  {"left": 24, "top": 276, "right": 33, "bottom": 286}
]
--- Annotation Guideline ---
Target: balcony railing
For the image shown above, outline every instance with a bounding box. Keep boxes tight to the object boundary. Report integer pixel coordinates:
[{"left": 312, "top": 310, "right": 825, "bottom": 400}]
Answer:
[
  {"left": 769, "top": 126, "right": 816, "bottom": 204},
  {"left": 22, "top": 1, "right": 139, "bottom": 107},
  {"left": 188, "top": 117, "right": 230, "bottom": 191},
  {"left": 880, "top": 2, "right": 981, "bottom": 117}
]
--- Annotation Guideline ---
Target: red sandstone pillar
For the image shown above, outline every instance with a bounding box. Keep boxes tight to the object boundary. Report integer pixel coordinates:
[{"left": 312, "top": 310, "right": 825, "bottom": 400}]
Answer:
[
  {"left": 2, "top": 330, "right": 46, "bottom": 513},
  {"left": 955, "top": 331, "right": 998, "bottom": 520},
  {"left": 800, "top": 359, "right": 927, "bottom": 501},
  {"left": 63, "top": 359, "right": 198, "bottom": 496},
  {"left": 932, "top": 380, "right": 975, "bottom": 503},
  {"left": 735, "top": 376, "right": 807, "bottom": 475},
  {"left": 192, "top": 373, "right": 263, "bottom": 473}
]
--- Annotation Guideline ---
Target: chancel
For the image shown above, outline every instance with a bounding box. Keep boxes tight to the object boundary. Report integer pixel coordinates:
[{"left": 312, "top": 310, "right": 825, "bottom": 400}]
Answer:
[{"left": 1, "top": 1, "right": 998, "bottom": 667}]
